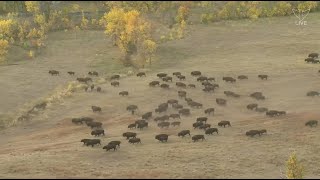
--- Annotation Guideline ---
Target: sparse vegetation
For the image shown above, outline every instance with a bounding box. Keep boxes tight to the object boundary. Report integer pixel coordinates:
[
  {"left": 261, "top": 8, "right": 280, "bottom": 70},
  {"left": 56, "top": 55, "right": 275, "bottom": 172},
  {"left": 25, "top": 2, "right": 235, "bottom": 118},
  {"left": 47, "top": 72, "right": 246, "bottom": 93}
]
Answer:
[{"left": 286, "top": 151, "right": 305, "bottom": 179}]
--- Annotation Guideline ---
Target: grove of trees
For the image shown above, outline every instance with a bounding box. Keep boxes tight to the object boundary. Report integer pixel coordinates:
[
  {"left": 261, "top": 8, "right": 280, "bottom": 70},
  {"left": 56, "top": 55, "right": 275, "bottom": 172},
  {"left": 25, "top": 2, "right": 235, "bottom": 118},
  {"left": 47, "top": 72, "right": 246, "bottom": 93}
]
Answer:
[{"left": 0, "top": 1, "right": 319, "bottom": 66}]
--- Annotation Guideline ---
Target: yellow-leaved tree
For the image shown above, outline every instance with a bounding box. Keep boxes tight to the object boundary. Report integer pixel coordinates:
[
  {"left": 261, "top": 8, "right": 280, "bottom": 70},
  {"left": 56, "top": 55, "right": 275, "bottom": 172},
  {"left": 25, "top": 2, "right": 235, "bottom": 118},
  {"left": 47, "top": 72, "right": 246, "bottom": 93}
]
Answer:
[
  {"left": 141, "top": 39, "right": 157, "bottom": 65},
  {"left": 0, "top": 19, "right": 14, "bottom": 64},
  {"left": 102, "top": 7, "right": 157, "bottom": 66},
  {"left": 286, "top": 151, "right": 304, "bottom": 179},
  {"left": 297, "top": 1, "right": 318, "bottom": 12}
]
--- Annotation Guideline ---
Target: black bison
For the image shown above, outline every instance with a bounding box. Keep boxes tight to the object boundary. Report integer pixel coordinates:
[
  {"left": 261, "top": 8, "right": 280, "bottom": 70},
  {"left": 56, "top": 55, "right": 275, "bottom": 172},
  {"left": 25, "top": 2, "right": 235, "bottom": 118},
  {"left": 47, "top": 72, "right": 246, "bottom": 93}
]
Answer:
[
  {"left": 68, "top": 71, "right": 75, "bottom": 75},
  {"left": 196, "top": 117, "right": 208, "bottom": 124},
  {"left": 177, "top": 75, "right": 186, "bottom": 80},
  {"left": 127, "top": 105, "right": 138, "bottom": 111},
  {"left": 223, "top": 77, "right": 236, "bottom": 83},
  {"left": 256, "top": 107, "right": 268, "bottom": 113},
  {"left": 103, "top": 144, "right": 117, "bottom": 151},
  {"left": 191, "top": 71, "right": 201, "bottom": 76},
  {"left": 218, "top": 121, "right": 231, "bottom": 127},
  {"left": 178, "top": 130, "right": 191, "bottom": 137},
  {"left": 247, "top": 103, "right": 258, "bottom": 110},
  {"left": 307, "top": 91, "right": 319, "bottom": 97},
  {"left": 91, "top": 106, "right": 102, "bottom": 113},
  {"left": 111, "top": 81, "right": 120, "bottom": 87},
  {"left": 207, "top": 77, "right": 215, "bottom": 82},
  {"left": 90, "top": 84, "right": 95, "bottom": 91},
  {"left": 197, "top": 76, "right": 208, "bottom": 82},
  {"left": 205, "top": 128, "right": 219, "bottom": 135},
  {"left": 176, "top": 82, "right": 187, "bottom": 88},
  {"left": 108, "top": 141, "right": 121, "bottom": 148},
  {"left": 129, "top": 138, "right": 141, "bottom": 144},
  {"left": 85, "top": 139, "right": 101, "bottom": 147},
  {"left": 305, "top": 57, "right": 315, "bottom": 63},
  {"left": 122, "top": 132, "right": 137, "bottom": 139},
  {"left": 173, "top": 72, "right": 182, "bottom": 76},
  {"left": 193, "top": 122, "right": 204, "bottom": 129},
  {"left": 160, "top": 84, "right": 169, "bottom": 89},
  {"left": 158, "top": 122, "right": 170, "bottom": 128},
  {"left": 308, "top": 53, "right": 319, "bottom": 59},
  {"left": 178, "top": 91, "right": 187, "bottom": 98},
  {"left": 91, "top": 129, "right": 105, "bottom": 136},
  {"left": 305, "top": 120, "right": 318, "bottom": 127},
  {"left": 87, "top": 121, "right": 103, "bottom": 129},
  {"left": 142, "top": 112, "right": 152, "bottom": 120},
  {"left": 162, "top": 76, "right": 173, "bottom": 82},
  {"left": 238, "top": 75, "right": 248, "bottom": 80},
  {"left": 169, "top": 113, "right": 180, "bottom": 119},
  {"left": 149, "top": 81, "right": 160, "bottom": 87},
  {"left": 72, "top": 118, "right": 83, "bottom": 125},
  {"left": 137, "top": 72, "right": 146, "bottom": 77},
  {"left": 49, "top": 70, "right": 59, "bottom": 76},
  {"left": 171, "top": 121, "right": 181, "bottom": 127},
  {"left": 155, "top": 134, "right": 169, "bottom": 142},
  {"left": 97, "top": 87, "right": 101, "bottom": 92},
  {"left": 110, "top": 74, "right": 120, "bottom": 80},
  {"left": 157, "top": 73, "right": 167, "bottom": 78},
  {"left": 204, "top": 108, "right": 215, "bottom": 115},
  {"left": 128, "top": 123, "right": 136, "bottom": 129},
  {"left": 119, "top": 91, "right": 129, "bottom": 96},
  {"left": 179, "top": 108, "right": 191, "bottom": 116},
  {"left": 188, "top": 84, "right": 196, "bottom": 88},
  {"left": 192, "top": 135, "right": 205, "bottom": 142},
  {"left": 246, "top": 130, "right": 261, "bottom": 137},
  {"left": 216, "top": 98, "right": 227, "bottom": 106},
  {"left": 88, "top": 71, "right": 98, "bottom": 76},
  {"left": 258, "top": 75, "right": 268, "bottom": 80}
]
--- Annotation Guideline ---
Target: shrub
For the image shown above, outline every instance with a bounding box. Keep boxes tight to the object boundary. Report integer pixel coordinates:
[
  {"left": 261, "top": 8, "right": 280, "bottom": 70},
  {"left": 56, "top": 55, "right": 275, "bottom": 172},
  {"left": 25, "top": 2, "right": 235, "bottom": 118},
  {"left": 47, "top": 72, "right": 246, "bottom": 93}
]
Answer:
[{"left": 286, "top": 151, "right": 304, "bottom": 179}]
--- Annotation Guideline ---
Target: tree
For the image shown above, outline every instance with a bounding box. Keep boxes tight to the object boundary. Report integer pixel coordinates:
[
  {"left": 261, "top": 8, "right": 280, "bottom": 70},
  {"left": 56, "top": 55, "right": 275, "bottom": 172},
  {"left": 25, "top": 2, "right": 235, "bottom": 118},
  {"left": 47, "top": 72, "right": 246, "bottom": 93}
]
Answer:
[
  {"left": 141, "top": 39, "right": 157, "bottom": 65},
  {"left": 286, "top": 151, "right": 304, "bottom": 179},
  {"left": 0, "top": 39, "right": 9, "bottom": 64}
]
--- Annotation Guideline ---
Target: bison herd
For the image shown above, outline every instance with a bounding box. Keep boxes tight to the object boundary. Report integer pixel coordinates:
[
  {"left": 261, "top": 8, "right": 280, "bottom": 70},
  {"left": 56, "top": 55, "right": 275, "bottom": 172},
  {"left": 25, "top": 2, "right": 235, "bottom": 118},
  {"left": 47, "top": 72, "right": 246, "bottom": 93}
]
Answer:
[{"left": 48, "top": 53, "right": 319, "bottom": 153}]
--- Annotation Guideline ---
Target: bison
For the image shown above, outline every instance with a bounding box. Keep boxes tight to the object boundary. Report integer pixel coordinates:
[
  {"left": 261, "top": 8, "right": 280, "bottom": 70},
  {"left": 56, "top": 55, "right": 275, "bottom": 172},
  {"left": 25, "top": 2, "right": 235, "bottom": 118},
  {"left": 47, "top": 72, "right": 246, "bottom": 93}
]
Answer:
[
  {"left": 308, "top": 53, "right": 319, "bottom": 59},
  {"left": 218, "top": 121, "right": 231, "bottom": 127},
  {"left": 258, "top": 75, "right": 268, "bottom": 80},
  {"left": 122, "top": 132, "right": 137, "bottom": 139},
  {"left": 129, "top": 138, "right": 141, "bottom": 144},
  {"left": 158, "top": 122, "right": 170, "bottom": 128},
  {"left": 171, "top": 121, "right": 181, "bottom": 127},
  {"left": 246, "top": 130, "right": 261, "bottom": 137},
  {"left": 238, "top": 75, "right": 248, "bottom": 80},
  {"left": 119, "top": 91, "right": 129, "bottom": 96},
  {"left": 155, "top": 134, "right": 169, "bottom": 142},
  {"left": 149, "top": 81, "right": 160, "bottom": 87},
  {"left": 110, "top": 74, "right": 120, "bottom": 80},
  {"left": 188, "top": 84, "right": 196, "bottom": 88},
  {"left": 142, "top": 112, "right": 152, "bottom": 120},
  {"left": 179, "top": 108, "right": 191, "bottom": 116},
  {"left": 103, "top": 144, "right": 117, "bottom": 151},
  {"left": 111, "top": 81, "right": 120, "bottom": 87},
  {"left": 204, "top": 108, "right": 215, "bottom": 115},
  {"left": 68, "top": 71, "right": 75, "bottom": 75},
  {"left": 216, "top": 98, "right": 227, "bottom": 106},
  {"left": 177, "top": 75, "right": 186, "bottom": 80},
  {"left": 176, "top": 82, "right": 187, "bottom": 88},
  {"left": 173, "top": 72, "right": 181, "bottom": 76},
  {"left": 91, "top": 106, "right": 102, "bottom": 113},
  {"left": 157, "top": 73, "right": 167, "bottom": 78},
  {"left": 85, "top": 139, "right": 101, "bottom": 147},
  {"left": 160, "top": 83, "right": 169, "bottom": 89},
  {"left": 91, "top": 129, "right": 105, "bottom": 136},
  {"left": 205, "top": 128, "right": 219, "bottom": 135},
  {"left": 178, "top": 130, "right": 191, "bottom": 137},
  {"left": 223, "top": 77, "right": 236, "bottom": 83},
  {"left": 306, "top": 91, "right": 319, "bottom": 97},
  {"left": 137, "top": 72, "right": 146, "bottom": 77},
  {"left": 305, "top": 120, "right": 318, "bottom": 127},
  {"left": 192, "top": 135, "right": 205, "bottom": 142}
]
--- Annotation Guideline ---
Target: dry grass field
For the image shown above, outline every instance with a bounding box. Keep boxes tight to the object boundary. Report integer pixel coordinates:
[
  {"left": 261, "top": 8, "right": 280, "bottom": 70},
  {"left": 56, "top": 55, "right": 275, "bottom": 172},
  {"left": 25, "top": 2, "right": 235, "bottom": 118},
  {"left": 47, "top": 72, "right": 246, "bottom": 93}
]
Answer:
[{"left": 0, "top": 13, "right": 320, "bottom": 178}]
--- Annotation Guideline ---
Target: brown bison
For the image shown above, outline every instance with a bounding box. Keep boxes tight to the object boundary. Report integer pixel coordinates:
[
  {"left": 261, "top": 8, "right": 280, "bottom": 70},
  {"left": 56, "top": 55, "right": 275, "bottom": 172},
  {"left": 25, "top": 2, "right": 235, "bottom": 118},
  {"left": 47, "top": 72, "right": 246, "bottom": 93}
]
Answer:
[
  {"left": 216, "top": 98, "right": 227, "bottom": 106},
  {"left": 84, "top": 139, "right": 101, "bottom": 147},
  {"left": 177, "top": 75, "right": 186, "bottom": 80},
  {"left": 188, "top": 84, "right": 196, "bottom": 88},
  {"left": 158, "top": 121, "right": 170, "bottom": 128},
  {"left": 238, "top": 75, "right": 248, "bottom": 80},
  {"left": 169, "top": 113, "right": 181, "bottom": 119},
  {"left": 223, "top": 77, "right": 236, "bottom": 83},
  {"left": 246, "top": 130, "right": 261, "bottom": 137},
  {"left": 192, "top": 135, "right": 205, "bottom": 142},
  {"left": 91, "top": 129, "right": 105, "bottom": 136},
  {"left": 97, "top": 87, "right": 101, "bottom": 92},
  {"left": 178, "top": 130, "right": 191, "bottom": 137},
  {"left": 179, "top": 108, "right": 190, "bottom": 116},
  {"left": 176, "top": 82, "right": 187, "bottom": 88},
  {"left": 137, "top": 72, "right": 146, "bottom": 77},
  {"left": 162, "top": 76, "right": 173, "bottom": 82},
  {"left": 205, "top": 128, "right": 219, "bottom": 135},
  {"left": 157, "top": 73, "right": 167, "bottom": 78},
  {"left": 122, "top": 132, "right": 137, "bottom": 139},
  {"left": 193, "top": 122, "right": 204, "bottom": 129},
  {"left": 256, "top": 107, "right": 268, "bottom": 113},
  {"left": 91, "top": 106, "right": 102, "bottom": 113},
  {"left": 191, "top": 71, "right": 201, "bottom": 76},
  {"left": 218, "top": 121, "right": 231, "bottom": 127},
  {"left": 119, "top": 91, "right": 129, "bottom": 96},
  {"left": 305, "top": 120, "right": 318, "bottom": 127},
  {"left": 108, "top": 141, "right": 121, "bottom": 148},
  {"left": 110, "top": 74, "right": 120, "bottom": 80},
  {"left": 111, "top": 81, "right": 120, "bottom": 87},
  {"left": 142, "top": 112, "right": 152, "bottom": 120},
  {"left": 173, "top": 72, "right": 181, "bottom": 76},
  {"left": 129, "top": 138, "right": 141, "bottom": 144},
  {"left": 49, "top": 70, "right": 59, "bottom": 76},
  {"left": 204, "top": 108, "right": 215, "bottom": 115},
  {"left": 171, "top": 121, "right": 181, "bottom": 127},
  {"left": 306, "top": 91, "right": 319, "bottom": 97},
  {"left": 155, "top": 134, "right": 169, "bottom": 142},
  {"left": 258, "top": 75, "right": 268, "bottom": 80},
  {"left": 308, "top": 53, "right": 319, "bottom": 59},
  {"left": 160, "top": 83, "right": 169, "bottom": 89},
  {"left": 68, "top": 71, "right": 75, "bottom": 75},
  {"left": 103, "top": 144, "right": 117, "bottom": 151},
  {"left": 149, "top": 81, "right": 160, "bottom": 87}
]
